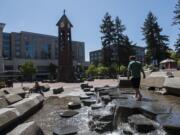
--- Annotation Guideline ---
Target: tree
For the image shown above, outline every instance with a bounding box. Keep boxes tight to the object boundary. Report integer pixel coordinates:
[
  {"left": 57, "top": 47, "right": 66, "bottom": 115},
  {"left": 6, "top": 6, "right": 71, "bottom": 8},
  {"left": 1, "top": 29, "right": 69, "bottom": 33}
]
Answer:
[
  {"left": 20, "top": 61, "right": 36, "bottom": 81},
  {"left": 48, "top": 63, "right": 57, "bottom": 80},
  {"left": 121, "top": 36, "right": 135, "bottom": 66},
  {"left": 85, "top": 65, "right": 97, "bottom": 77},
  {"left": 173, "top": 0, "right": 180, "bottom": 26},
  {"left": 142, "top": 12, "right": 170, "bottom": 66},
  {"left": 97, "top": 64, "right": 109, "bottom": 76},
  {"left": 114, "top": 17, "right": 125, "bottom": 66},
  {"left": 113, "top": 17, "right": 135, "bottom": 67},
  {"left": 173, "top": 0, "right": 180, "bottom": 53},
  {"left": 175, "top": 36, "right": 180, "bottom": 53},
  {"left": 100, "top": 12, "right": 115, "bottom": 66}
]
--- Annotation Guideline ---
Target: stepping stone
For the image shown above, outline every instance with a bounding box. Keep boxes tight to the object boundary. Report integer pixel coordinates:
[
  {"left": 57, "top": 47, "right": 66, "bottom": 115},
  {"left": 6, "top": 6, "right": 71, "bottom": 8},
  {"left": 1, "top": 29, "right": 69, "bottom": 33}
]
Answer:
[
  {"left": 157, "top": 114, "right": 180, "bottom": 135},
  {"left": 53, "top": 125, "right": 78, "bottom": 135},
  {"left": 101, "top": 95, "right": 111, "bottom": 104},
  {"left": 94, "top": 87, "right": 104, "bottom": 92},
  {"left": 110, "top": 95, "right": 128, "bottom": 100},
  {"left": 90, "top": 89, "right": 95, "bottom": 92},
  {"left": 85, "top": 92, "right": 95, "bottom": 96},
  {"left": 80, "top": 83, "right": 89, "bottom": 89},
  {"left": 120, "top": 91, "right": 135, "bottom": 95},
  {"left": 94, "top": 121, "right": 113, "bottom": 133},
  {"left": 128, "top": 114, "right": 156, "bottom": 133},
  {"left": 123, "top": 130, "right": 133, "bottom": 135},
  {"left": 82, "top": 99, "right": 96, "bottom": 106},
  {"left": 60, "top": 110, "right": 79, "bottom": 118},
  {"left": 7, "top": 121, "right": 44, "bottom": 135},
  {"left": 89, "top": 85, "right": 93, "bottom": 88},
  {"left": 91, "top": 104, "right": 103, "bottom": 110},
  {"left": 141, "top": 103, "right": 171, "bottom": 119},
  {"left": 90, "top": 108, "right": 114, "bottom": 121},
  {"left": 83, "top": 88, "right": 90, "bottom": 92},
  {"left": 79, "top": 95, "right": 90, "bottom": 100},
  {"left": 99, "top": 91, "right": 109, "bottom": 96},
  {"left": 42, "top": 84, "right": 50, "bottom": 92},
  {"left": 53, "top": 87, "right": 64, "bottom": 94},
  {"left": 68, "top": 102, "right": 81, "bottom": 109}
]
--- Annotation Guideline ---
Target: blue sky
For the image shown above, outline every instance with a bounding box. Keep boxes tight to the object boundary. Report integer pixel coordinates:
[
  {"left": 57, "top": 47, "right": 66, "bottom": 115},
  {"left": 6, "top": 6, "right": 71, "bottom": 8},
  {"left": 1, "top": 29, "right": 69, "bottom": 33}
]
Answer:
[{"left": 0, "top": 0, "right": 179, "bottom": 61}]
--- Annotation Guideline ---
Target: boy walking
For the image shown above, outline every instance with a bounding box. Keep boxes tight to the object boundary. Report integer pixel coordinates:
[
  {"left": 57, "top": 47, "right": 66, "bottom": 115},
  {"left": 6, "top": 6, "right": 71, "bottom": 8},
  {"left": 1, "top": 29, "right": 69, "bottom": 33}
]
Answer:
[{"left": 127, "top": 56, "right": 145, "bottom": 101}]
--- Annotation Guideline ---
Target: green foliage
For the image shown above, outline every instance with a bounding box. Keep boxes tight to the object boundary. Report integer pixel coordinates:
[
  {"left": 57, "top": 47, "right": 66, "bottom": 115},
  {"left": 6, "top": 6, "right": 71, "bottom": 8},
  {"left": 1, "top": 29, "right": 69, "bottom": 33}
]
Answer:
[
  {"left": 142, "top": 12, "right": 170, "bottom": 66},
  {"left": 174, "top": 35, "right": 180, "bottom": 53},
  {"left": 85, "top": 65, "right": 97, "bottom": 76},
  {"left": 0, "top": 81, "right": 5, "bottom": 89},
  {"left": 173, "top": 0, "right": 180, "bottom": 26},
  {"left": 100, "top": 13, "right": 135, "bottom": 67},
  {"left": 20, "top": 61, "right": 36, "bottom": 80},
  {"left": 170, "top": 50, "right": 180, "bottom": 66},
  {"left": 100, "top": 12, "right": 115, "bottom": 66},
  {"left": 97, "top": 64, "right": 109, "bottom": 75},
  {"left": 173, "top": 1, "right": 180, "bottom": 55},
  {"left": 119, "top": 65, "right": 127, "bottom": 74}
]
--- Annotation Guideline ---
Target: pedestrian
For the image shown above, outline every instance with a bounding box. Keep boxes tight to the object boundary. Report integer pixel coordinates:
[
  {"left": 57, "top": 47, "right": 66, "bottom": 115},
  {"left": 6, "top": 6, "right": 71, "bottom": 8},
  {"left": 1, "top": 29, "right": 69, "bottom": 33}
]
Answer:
[
  {"left": 29, "top": 81, "right": 44, "bottom": 96},
  {"left": 127, "top": 56, "right": 145, "bottom": 101}
]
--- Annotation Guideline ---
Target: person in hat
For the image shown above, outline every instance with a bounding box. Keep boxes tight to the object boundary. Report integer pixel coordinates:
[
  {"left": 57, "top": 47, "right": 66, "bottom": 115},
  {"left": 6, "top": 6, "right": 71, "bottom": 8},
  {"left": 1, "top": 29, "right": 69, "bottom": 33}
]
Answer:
[{"left": 127, "top": 56, "right": 145, "bottom": 101}]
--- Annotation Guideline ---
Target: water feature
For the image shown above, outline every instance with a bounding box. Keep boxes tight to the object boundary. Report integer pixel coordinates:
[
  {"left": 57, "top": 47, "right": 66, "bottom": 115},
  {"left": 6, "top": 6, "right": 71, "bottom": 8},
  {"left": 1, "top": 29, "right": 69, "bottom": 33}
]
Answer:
[{"left": 26, "top": 86, "right": 180, "bottom": 135}]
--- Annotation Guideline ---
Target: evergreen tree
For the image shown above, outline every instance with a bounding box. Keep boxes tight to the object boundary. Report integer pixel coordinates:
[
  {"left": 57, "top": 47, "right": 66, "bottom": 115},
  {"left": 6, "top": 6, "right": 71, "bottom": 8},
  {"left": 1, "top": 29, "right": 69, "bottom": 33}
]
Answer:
[
  {"left": 175, "top": 35, "right": 180, "bottom": 53},
  {"left": 173, "top": 0, "right": 180, "bottom": 26},
  {"left": 114, "top": 17, "right": 126, "bottom": 65},
  {"left": 173, "top": 0, "right": 180, "bottom": 53},
  {"left": 121, "top": 36, "right": 136, "bottom": 66},
  {"left": 100, "top": 12, "right": 115, "bottom": 66},
  {"left": 142, "top": 12, "right": 170, "bottom": 66}
]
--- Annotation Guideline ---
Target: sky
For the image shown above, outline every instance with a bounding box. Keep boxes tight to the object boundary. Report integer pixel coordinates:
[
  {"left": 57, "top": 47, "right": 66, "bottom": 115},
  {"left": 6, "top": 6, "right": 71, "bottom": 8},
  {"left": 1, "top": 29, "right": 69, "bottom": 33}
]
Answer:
[{"left": 0, "top": 0, "right": 179, "bottom": 61}]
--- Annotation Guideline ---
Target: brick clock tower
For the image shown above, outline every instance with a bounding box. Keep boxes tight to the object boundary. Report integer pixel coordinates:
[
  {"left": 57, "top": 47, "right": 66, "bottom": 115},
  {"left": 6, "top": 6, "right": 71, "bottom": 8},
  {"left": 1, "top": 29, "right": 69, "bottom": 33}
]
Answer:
[{"left": 56, "top": 11, "right": 74, "bottom": 82}]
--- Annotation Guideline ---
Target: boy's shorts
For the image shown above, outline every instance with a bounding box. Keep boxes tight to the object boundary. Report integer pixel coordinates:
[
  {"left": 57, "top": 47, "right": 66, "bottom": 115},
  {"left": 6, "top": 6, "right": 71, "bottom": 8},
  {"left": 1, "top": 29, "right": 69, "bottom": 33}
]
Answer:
[{"left": 131, "top": 78, "right": 140, "bottom": 88}]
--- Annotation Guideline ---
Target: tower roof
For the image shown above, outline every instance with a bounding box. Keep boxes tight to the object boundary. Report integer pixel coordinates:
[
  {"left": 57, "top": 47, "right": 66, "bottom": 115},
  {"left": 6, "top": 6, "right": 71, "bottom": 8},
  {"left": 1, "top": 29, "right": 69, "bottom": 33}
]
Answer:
[{"left": 56, "top": 11, "right": 73, "bottom": 27}]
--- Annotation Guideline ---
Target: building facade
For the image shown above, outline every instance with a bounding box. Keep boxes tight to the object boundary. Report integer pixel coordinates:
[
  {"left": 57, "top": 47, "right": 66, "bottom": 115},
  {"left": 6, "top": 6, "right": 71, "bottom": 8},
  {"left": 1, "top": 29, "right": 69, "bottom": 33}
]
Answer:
[
  {"left": 0, "top": 23, "right": 85, "bottom": 78},
  {"left": 90, "top": 45, "right": 145, "bottom": 64}
]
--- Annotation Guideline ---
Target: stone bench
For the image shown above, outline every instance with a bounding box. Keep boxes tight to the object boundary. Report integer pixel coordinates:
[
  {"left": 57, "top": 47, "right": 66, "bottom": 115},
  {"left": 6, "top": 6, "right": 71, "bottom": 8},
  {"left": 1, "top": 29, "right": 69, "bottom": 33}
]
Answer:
[
  {"left": 0, "top": 108, "right": 20, "bottom": 131},
  {"left": 163, "top": 77, "right": 180, "bottom": 96},
  {"left": 5, "top": 94, "right": 22, "bottom": 105},
  {"left": 7, "top": 121, "right": 44, "bottom": 135},
  {"left": 9, "top": 94, "right": 44, "bottom": 117},
  {"left": 0, "top": 98, "right": 8, "bottom": 108},
  {"left": 0, "top": 91, "right": 7, "bottom": 97},
  {"left": 141, "top": 77, "right": 165, "bottom": 89}
]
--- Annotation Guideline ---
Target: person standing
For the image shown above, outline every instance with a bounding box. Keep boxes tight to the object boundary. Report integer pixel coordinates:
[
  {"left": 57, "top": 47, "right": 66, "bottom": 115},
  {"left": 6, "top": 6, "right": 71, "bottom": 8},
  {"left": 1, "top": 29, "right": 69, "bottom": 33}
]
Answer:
[{"left": 127, "top": 56, "right": 145, "bottom": 101}]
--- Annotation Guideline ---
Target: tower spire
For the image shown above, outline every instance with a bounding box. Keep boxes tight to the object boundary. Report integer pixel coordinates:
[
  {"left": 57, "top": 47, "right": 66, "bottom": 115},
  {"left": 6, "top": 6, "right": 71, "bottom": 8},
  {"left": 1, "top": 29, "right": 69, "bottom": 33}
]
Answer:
[{"left": 63, "top": 9, "right": 66, "bottom": 15}]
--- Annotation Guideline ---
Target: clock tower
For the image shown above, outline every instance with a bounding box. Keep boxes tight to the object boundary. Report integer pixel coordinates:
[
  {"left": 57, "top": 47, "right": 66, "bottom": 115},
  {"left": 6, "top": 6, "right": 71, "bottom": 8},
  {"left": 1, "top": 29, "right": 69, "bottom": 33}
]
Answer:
[{"left": 56, "top": 11, "right": 74, "bottom": 82}]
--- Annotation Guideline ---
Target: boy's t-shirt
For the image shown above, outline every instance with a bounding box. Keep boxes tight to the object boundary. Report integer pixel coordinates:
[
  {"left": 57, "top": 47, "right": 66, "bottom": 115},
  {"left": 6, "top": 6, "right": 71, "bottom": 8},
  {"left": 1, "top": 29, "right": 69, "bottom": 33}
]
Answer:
[{"left": 128, "top": 60, "right": 142, "bottom": 78}]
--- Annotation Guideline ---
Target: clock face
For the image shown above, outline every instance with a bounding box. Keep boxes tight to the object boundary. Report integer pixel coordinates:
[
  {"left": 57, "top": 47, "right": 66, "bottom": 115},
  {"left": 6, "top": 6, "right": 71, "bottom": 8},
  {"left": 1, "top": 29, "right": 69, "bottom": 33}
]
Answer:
[{"left": 61, "top": 22, "right": 64, "bottom": 28}]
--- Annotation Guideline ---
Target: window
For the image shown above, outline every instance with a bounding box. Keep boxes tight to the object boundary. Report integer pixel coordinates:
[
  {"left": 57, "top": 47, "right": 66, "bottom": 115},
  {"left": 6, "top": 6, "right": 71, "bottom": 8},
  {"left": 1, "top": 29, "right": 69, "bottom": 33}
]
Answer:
[
  {"left": 3, "top": 33, "right": 11, "bottom": 58},
  {"left": 25, "top": 41, "right": 35, "bottom": 59},
  {"left": 41, "top": 44, "right": 51, "bottom": 59}
]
